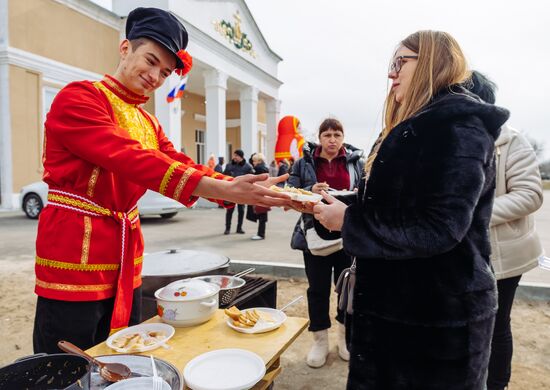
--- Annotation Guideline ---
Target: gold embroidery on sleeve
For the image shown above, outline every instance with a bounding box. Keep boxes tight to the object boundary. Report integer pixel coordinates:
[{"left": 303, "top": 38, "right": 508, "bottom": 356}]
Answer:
[
  {"left": 173, "top": 167, "right": 197, "bottom": 200},
  {"left": 159, "top": 162, "right": 182, "bottom": 195}
]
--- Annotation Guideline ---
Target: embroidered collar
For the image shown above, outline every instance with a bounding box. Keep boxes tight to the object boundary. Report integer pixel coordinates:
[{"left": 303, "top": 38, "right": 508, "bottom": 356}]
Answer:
[{"left": 100, "top": 75, "right": 149, "bottom": 105}]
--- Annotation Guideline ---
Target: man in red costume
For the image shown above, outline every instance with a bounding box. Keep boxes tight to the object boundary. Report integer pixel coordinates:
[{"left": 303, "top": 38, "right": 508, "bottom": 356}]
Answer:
[{"left": 33, "top": 7, "right": 289, "bottom": 353}]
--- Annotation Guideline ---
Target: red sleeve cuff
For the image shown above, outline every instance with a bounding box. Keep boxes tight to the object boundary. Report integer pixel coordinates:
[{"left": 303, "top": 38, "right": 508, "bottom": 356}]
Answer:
[
  {"left": 164, "top": 166, "right": 234, "bottom": 207},
  {"left": 165, "top": 167, "right": 205, "bottom": 207}
]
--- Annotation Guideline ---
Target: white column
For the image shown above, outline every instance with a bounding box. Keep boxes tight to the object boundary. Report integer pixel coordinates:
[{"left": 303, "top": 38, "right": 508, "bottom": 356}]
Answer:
[
  {"left": 265, "top": 98, "right": 281, "bottom": 164},
  {"left": 154, "top": 73, "right": 182, "bottom": 151},
  {"left": 239, "top": 86, "right": 258, "bottom": 156},
  {"left": 0, "top": 0, "right": 13, "bottom": 209},
  {"left": 203, "top": 69, "right": 227, "bottom": 160}
]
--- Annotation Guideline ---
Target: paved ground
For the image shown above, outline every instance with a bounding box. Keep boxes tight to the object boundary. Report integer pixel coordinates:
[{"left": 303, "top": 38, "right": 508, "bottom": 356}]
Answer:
[
  {"left": 2, "top": 191, "right": 549, "bottom": 285},
  {"left": 0, "top": 205, "right": 304, "bottom": 265},
  {"left": 1, "top": 195, "right": 549, "bottom": 389}
]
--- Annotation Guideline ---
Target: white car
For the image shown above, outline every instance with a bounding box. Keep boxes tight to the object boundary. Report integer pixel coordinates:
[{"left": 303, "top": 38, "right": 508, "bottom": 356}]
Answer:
[{"left": 20, "top": 181, "right": 185, "bottom": 219}]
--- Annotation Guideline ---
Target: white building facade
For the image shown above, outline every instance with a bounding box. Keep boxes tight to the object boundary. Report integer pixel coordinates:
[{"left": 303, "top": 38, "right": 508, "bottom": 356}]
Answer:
[{"left": 0, "top": 0, "right": 282, "bottom": 209}]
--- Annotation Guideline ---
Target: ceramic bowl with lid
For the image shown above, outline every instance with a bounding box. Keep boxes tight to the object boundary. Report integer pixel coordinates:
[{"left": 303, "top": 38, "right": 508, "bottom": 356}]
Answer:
[{"left": 154, "top": 279, "right": 220, "bottom": 327}]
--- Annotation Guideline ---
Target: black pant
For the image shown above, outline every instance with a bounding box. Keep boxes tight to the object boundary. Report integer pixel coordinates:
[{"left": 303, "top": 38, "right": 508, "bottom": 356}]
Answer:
[
  {"left": 257, "top": 213, "right": 267, "bottom": 237},
  {"left": 303, "top": 249, "right": 352, "bottom": 331},
  {"left": 225, "top": 204, "right": 244, "bottom": 230},
  {"left": 33, "top": 287, "right": 142, "bottom": 354},
  {"left": 487, "top": 275, "right": 522, "bottom": 390}
]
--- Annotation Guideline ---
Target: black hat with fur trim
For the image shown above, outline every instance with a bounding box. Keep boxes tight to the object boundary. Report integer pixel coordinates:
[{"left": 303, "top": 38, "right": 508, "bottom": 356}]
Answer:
[{"left": 126, "top": 7, "right": 188, "bottom": 70}]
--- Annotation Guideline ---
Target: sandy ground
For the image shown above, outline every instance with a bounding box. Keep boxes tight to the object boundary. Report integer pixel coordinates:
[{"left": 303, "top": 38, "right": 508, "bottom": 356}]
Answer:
[{"left": 0, "top": 259, "right": 549, "bottom": 389}]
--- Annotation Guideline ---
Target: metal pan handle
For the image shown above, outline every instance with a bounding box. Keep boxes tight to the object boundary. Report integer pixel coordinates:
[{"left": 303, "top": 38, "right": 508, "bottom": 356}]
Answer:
[{"left": 234, "top": 268, "right": 255, "bottom": 278}]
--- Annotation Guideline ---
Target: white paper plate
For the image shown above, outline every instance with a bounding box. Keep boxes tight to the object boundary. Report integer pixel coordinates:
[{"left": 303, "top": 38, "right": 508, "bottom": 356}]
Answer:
[
  {"left": 184, "top": 349, "right": 266, "bottom": 390},
  {"left": 106, "top": 323, "right": 175, "bottom": 353},
  {"left": 105, "top": 377, "right": 171, "bottom": 390},
  {"left": 327, "top": 190, "right": 356, "bottom": 197},
  {"left": 279, "top": 191, "right": 322, "bottom": 203},
  {"left": 226, "top": 307, "right": 286, "bottom": 334}
]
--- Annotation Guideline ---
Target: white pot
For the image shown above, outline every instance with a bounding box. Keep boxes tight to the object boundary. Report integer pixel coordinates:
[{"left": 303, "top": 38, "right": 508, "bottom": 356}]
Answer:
[{"left": 154, "top": 279, "right": 220, "bottom": 327}]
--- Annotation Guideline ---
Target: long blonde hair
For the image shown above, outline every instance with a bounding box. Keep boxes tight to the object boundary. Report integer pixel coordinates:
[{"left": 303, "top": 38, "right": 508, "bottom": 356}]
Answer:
[{"left": 365, "top": 30, "right": 471, "bottom": 175}]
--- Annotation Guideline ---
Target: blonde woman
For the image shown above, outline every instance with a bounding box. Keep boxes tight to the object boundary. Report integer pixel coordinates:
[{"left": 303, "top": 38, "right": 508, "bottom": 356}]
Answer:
[{"left": 313, "top": 31, "right": 510, "bottom": 389}]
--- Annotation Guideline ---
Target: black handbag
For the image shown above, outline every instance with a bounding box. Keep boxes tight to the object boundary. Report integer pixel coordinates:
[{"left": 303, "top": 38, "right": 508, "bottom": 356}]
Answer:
[
  {"left": 245, "top": 205, "right": 258, "bottom": 222},
  {"left": 335, "top": 257, "right": 356, "bottom": 315},
  {"left": 290, "top": 217, "right": 308, "bottom": 251}
]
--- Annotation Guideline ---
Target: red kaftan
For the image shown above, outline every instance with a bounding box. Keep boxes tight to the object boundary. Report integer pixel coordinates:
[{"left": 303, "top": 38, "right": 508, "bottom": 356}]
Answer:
[{"left": 36, "top": 75, "right": 231, "bottom": 329}]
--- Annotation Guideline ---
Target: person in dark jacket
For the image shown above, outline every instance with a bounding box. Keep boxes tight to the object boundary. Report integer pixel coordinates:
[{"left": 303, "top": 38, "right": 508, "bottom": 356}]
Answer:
[
  {"left": 223, "top": 149, "right": 253, "bottom": 234},
  {"left": 313, "top": 30, "right": 509, "bottom": 389},
  {"left": 276, "top": 159, "right": 292, "bottom": 189},
  {"left": 277, "top": 158, "right": 290, "bottom": 176},
  {"left": 214, "top": 156, "right": 224, "bottom": 173},
  {"left": 250, "top": 153, "right": 270, "bottom": 240},
  {"left": 288, "top": 118, "right": 364, "bottom": 368}
]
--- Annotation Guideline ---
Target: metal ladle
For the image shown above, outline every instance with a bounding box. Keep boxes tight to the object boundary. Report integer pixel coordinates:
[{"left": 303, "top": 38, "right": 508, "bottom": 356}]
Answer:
[{"left": 58, "top": 340, "right": 131, "bottom": 383}]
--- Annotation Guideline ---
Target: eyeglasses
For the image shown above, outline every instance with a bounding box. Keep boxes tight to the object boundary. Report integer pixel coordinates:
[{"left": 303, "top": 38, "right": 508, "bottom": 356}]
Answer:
[{"left": 390, "top": 55, "right": 419, "bottom": 74}]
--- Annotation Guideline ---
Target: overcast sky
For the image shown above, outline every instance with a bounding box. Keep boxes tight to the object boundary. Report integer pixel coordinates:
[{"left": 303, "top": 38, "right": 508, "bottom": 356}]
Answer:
[
  {"left": 246, "top": 0, "right": 550, "bottom": 159},
  {"left": 92, "top": 0, "right": 549, "bottom": 159}
]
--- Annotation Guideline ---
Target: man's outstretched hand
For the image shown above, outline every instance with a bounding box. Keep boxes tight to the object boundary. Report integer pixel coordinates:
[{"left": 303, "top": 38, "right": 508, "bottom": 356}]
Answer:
[
  {"left": 228, "top": 174, "right": 291, "bottom": 207},
  {"left": 194, "top": 174, "right": 292, "bottom": 208},
  {"left": 253, "top": 173, "right": 288, "bottom": 190}
]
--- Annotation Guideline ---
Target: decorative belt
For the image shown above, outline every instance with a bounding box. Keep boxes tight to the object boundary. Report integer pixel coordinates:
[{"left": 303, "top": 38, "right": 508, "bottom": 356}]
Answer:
[{"left": 47, "top": 189, "right": 139, "bottom": 333}]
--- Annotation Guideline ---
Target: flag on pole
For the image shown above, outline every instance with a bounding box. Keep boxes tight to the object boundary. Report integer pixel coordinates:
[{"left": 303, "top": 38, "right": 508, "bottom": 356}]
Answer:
[{"left": 166, "top": 77, "right": 188, "bottom": 103}]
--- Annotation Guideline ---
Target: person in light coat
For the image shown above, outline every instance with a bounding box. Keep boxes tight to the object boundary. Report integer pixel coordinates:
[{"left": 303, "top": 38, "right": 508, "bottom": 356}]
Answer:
[
  {"left": 468, "top": 71, "right": 544, "bottom": 390},
  {"left": 312, "top": 31, "right": 510, "bottom": 390}
]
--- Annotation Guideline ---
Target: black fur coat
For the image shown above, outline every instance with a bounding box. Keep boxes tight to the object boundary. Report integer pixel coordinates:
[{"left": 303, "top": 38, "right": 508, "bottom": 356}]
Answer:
[{"left": 343, "top": 88, "right": 510, "bottom": 388}]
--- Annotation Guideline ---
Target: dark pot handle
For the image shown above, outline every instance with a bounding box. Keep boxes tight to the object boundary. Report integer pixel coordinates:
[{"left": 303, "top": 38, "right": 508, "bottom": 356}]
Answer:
[{"left": 14, "top": 353, "right": 48, "bottom": 363}]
